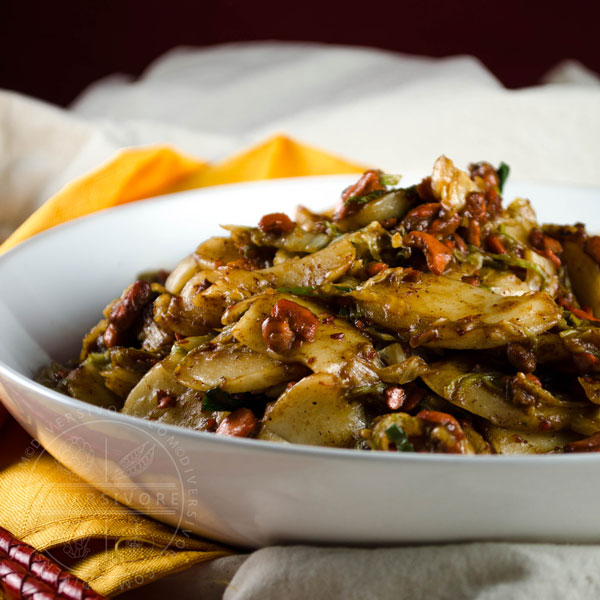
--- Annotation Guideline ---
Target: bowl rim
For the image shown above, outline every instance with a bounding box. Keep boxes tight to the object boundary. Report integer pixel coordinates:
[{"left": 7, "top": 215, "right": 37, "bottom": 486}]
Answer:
[{"left": 2, "top": 174, "right": 600, "bottom": 467}]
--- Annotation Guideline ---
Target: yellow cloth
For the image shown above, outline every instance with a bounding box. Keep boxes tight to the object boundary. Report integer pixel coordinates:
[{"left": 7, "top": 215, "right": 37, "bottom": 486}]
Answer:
[
  {"left": 0, "top": 135, "right": 365, "bottom": 597},
  {"left": 1, "top": 135, "right": 365, "bottom": 253}
]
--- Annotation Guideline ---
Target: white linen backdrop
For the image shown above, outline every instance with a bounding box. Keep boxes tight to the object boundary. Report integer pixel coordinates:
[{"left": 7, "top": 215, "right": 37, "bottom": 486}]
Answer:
[{"left": 1, "top": 42, "right": 600, "bottom": 599}]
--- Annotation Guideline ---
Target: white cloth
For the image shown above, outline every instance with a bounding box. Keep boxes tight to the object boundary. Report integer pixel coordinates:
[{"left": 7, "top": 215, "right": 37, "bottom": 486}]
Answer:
[
  {"left": 119, "top": 543, "right": 600, "bottom": 600},
  {"left": 1, "top": 42, "right": 600, "bottom": 599},
  {"left": 1, "top": 41, "right": 599, "bottom": 242},
  {"left": 225, "top": 544, "right": 600, "bottom": 600}
]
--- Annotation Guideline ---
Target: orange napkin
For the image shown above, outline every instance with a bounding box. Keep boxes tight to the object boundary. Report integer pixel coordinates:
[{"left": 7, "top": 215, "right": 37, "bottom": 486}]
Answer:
[
  {"left": 1, "top": 135, "right": 365, "bottom": 253},
  {"left": 0, "top": 135, "right": 365, "bottom": 597}
]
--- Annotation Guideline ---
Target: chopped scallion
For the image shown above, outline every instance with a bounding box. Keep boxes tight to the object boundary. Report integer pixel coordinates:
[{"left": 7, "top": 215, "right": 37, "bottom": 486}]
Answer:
[
  {"left": 497, "top": 162, "right": 510, "bottom": 193},
  {"left": 385, "top": 424, "right": 415, "bottom": 452}
]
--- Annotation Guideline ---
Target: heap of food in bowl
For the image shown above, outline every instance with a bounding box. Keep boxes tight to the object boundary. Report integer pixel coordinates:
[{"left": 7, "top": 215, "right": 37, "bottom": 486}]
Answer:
[{"left": 39, "top": 156, "right": 600, "bottom": 455}]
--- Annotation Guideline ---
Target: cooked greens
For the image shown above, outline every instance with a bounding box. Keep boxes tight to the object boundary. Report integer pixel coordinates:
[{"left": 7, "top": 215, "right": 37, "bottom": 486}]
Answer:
[{"left": 39, "top": 156, "right": 600, "bottom": 455}]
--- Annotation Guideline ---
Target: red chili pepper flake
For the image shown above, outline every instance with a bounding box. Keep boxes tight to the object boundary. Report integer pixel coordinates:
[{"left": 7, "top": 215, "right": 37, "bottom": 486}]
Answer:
[
  {"left": 485, "top": 234, "right": 507, "bottom": 255},
  {"left": 366, "top": 262, "right": 388, "bottom": 277},
  {"left": 523, "top": 373, "right": 542, "bottom": 386},
  {"left": 404, "top": 231, "right": 453, "bottom": 275},
  {"left": 415, "top": 410, "right": 468, "bottom": 453},
  {"left": 573, "top": 352, "right": 600, "bottom": 374},
  {"left": 453, "top": 232, "right": 467, "bottom": 253},
  {"left": 466, "top": 219, "right": 481, "bottom": 247},
  {"left": 461, "top": 275, "right": 480, "bottom": 287},
  {"left": 320, "top": 314, "right": 335, "bottom": 325},
  {"left": 557, "top": 297, "right": 600, "bottom": 322},
  {"left": 564, "top": 432, "right": 600, "bottom": 453},
  {"left": 416, "top": 410, "right": 465, "bottom": 439},
  {"left": 543, "top": 235, "right": 563, "bottom": 255},
  {"left": 530, "top": 228, "right": 563, "bottom": 267},
  {"left": 330, "top": 332, "right": 345, "bottom": 340},
  {"left": 538, "top": 419, "right": 553, "bottom": 431},
  {"left": 543, "top": 249, "right": 562, "bottom": 268},
  {"left": 443, "top": 239, "right": 455, "bottom": 251},
  {"left": 401, "top": 268, "right": 422, "bottom": 283}
]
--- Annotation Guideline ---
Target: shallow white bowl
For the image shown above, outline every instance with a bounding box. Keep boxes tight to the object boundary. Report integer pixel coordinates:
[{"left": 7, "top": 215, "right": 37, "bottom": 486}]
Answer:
[{"left": 1, "top": 175, "right": 600, "bottom": 548}]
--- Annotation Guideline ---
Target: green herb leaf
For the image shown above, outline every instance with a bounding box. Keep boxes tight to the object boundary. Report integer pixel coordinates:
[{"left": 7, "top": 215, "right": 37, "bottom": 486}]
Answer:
[
  {"left": 348, "top": 383, "right": 388, "bottom": 397},
  {"left": 345, "top": 190, "right": 388, "bottom": 206},
  {"left": 363, "top": 327, "right": 397, "bottom": 342},
  {"left": 485, "top": 251, "right": 548, "bottom": 283},
  {"left": 562, "top": 309, "right": 583, "bottom": 328},
  {"left": 277, "top": 284, "right": 353, "bottom": 297},
  {"left": 276, "top": 286, "right": 319, "bottom": 297},
  {"left": 324, "top": 222, "right": 342, "bottom": 237},
  {"left": 497, "top": 162, "right": 510, "bottom": 193},
  {"left": 385, "top": 424, "right": 415, "bottom": 452},
  {"left": 202, "top": 388, "right": 243, "bottom": 412},
  {"left": 171, "top": 335, "right": 215, "bottom": 357},
  {"left": 454, "top": 248, "right": 483, "bottom": 267},
  {"left": 379, "top": 173, "right": 402, "bottom": 187},
  {"left": 457, "top": 372, "right": 504, "bottom": 394},
  {"left": 86, "top": 352, "right": 112, "bottom": 370},
  {"left": 337, "top": 303, "right": 365, "bottom": 319}
]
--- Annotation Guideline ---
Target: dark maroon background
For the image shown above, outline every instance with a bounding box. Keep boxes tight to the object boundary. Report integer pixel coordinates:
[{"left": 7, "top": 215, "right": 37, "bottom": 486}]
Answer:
[{"left": 1, "top": 0, "right": 598, "bottom": 107}]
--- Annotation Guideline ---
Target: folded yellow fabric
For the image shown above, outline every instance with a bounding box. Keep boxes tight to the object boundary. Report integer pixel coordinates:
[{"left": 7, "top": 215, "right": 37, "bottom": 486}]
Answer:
[
  {"left": 0, "top": 135, "right": 366, "bottom": 597},
  {"left": 1, "top": 135, "right": 365, "bottom": 253}
]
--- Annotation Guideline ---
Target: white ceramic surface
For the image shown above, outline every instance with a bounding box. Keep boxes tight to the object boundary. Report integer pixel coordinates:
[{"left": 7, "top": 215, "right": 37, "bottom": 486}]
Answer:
[{"left": 1, "top": 175, "right": 600, "bottom": 549}]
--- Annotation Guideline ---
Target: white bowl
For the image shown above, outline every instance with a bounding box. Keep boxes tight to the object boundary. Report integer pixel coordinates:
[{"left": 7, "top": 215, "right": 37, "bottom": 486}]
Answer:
[{"left": 1, "top": 175, "right": 600, "bottom": 549}]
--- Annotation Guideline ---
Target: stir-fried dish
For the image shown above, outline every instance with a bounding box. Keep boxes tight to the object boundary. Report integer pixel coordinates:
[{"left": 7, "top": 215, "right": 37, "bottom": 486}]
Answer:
[{"left": 39, "top": 156, "right": 600, "bottom": 455}]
